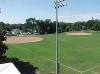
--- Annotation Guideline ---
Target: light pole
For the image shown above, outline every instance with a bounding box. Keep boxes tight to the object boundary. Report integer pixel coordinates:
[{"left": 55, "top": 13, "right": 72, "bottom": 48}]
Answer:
[{"left": 54, "top": 0, "right": 67, "bottom": 74}]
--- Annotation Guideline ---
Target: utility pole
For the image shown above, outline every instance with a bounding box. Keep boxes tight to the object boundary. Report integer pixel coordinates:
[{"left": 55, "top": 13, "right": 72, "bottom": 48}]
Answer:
[
  {"left": 0, "top": 8, "right": 1, "bottom": 13},
  {"left": 54, "top": 0, "right": 67, "bottom": 74}
]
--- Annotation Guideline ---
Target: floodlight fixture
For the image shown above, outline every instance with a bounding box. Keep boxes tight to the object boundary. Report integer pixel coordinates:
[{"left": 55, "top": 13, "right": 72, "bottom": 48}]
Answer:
[
  {"left": 54, "top": 0, "right": 67, "bottom": 74},
  {"left": 54, "top": 0, "right": 67, "bottom": 9},
  {"left": 59, "top": 0, "right": 66, "bottom": 2}
]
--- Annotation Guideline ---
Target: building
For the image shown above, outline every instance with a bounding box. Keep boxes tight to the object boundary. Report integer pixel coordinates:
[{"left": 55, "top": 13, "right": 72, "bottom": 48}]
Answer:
[{"left": 12, "top": 29, "right": 21, "bottom": 35}]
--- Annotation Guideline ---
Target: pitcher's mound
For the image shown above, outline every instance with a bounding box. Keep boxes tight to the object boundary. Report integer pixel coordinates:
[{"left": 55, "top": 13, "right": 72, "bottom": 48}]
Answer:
[
  {"left": 67, "top": 32, "right": 92, "bottom": 35},
  {"left": 3, "top": 37, "right": 43, "bottom": 44}
]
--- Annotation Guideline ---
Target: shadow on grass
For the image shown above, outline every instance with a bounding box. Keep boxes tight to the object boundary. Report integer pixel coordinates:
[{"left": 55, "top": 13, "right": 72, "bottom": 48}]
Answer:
[{"left": 5, "top": 57, "right": 38, "bottom": 74}]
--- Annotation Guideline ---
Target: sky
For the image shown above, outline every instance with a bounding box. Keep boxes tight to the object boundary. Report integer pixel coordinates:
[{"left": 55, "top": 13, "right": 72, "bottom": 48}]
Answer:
[{"left": 0, "top": 0, "right": 100, "bottom": 24}]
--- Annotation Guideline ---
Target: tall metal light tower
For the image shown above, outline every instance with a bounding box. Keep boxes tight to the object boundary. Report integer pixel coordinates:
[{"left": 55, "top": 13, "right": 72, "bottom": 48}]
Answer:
[{"left": 54, "top": 0, "right": 67, "bottom": 74}]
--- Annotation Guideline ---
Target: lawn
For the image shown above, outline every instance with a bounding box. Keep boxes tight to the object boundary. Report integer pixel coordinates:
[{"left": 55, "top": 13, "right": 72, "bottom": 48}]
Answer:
[{"left": 5, "top": 32, "right": 100, "bottom": 74}]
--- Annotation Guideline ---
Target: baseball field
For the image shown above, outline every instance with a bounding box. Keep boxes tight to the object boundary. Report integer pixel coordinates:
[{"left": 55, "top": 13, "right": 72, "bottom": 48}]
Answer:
[{"left": 4, "top": 32, "right": 100, "bottom": 74}]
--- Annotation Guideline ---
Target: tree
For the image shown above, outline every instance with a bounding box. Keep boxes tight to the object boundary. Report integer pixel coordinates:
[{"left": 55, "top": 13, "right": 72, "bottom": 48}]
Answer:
[
  {"left": 51, "top": 21, "right": 56, "bottom": 33},
  {"left": 5, "top": 23, "right": 12, "bottom": 31},
  {"left": 26, "top": 18, "right": 36, "bottom": 34},
  {"left": 85, "top": 20, "right": 95, "bottom": 30},
  {"left": 92, "top": 23, "right": 100, "bottom": 32},
  {"left": 0, "top": 22, "right": 8, "bottom": 63},
  {"left": 36, "top": 19, "right": 46, "bottom": 34},
  {"left": 35, "top": 24, "right": 40, "bottom": 31}
]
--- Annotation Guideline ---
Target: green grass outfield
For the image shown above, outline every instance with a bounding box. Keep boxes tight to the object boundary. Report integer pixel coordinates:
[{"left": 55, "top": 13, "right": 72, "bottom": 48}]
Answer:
[{"left": 5, "top": 32, "right": 100, "bottom": 74}]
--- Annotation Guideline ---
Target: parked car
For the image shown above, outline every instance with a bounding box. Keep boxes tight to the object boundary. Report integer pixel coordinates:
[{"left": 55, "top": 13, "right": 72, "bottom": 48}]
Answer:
[
  {"left": 34, "top": 31, "right": 40, "bottom": 35},
  {"left": 23, "top": 32, "right": 29, "bottom": 35}
]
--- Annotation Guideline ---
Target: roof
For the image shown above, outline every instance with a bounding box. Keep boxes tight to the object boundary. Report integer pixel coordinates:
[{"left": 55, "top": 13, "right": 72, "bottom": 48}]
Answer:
[{"left": 0, "top": 62, "right": 21, "bottom": 74}]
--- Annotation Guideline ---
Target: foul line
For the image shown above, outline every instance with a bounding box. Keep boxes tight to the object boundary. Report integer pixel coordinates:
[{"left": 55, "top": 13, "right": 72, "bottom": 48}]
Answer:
[
  {"left": 92, "top": 71, "right": 99, "bottom": 74},
  {"left": 9, "top": 44, "right": 100, "bottom": 74},
  {"left": 81, "top": 65, "right": 100, "bottom": 73}
]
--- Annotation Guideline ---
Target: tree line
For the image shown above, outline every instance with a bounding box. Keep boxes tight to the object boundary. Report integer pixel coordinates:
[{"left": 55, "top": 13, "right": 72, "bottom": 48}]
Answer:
[{"left": 3, "top": 18, "right": 100, "bottom": 34}]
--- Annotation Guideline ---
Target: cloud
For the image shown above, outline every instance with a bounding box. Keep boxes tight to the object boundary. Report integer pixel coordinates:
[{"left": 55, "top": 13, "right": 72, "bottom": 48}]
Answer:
[
  {"left": 51, "top": 15, "right": 69, "bottom": 19},
  {"left": 72, "top": 13, "right": 100, "bottom": 19},
  {"left": 70, "top": 13, "right": 100, "bottom": 22},
  {"left": 0, "top": 15, "right": 25, "bottom": 24},
  {"left": 51, "top": 13, "right": 100, "bottom": 23}
]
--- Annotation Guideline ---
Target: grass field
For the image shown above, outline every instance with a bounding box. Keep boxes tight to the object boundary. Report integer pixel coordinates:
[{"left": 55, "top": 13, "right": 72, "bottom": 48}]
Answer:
[{"left": 5, "top": 32, "right": 100, "bottom": 74}]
